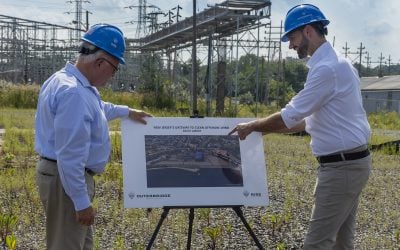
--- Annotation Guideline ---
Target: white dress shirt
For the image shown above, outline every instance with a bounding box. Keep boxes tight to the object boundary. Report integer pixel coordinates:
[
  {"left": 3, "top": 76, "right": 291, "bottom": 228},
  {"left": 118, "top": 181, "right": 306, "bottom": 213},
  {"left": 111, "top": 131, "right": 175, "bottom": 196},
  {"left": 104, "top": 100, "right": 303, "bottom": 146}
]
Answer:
[{"left": 281, "top": 42, "right": 370, "bottom": 156}]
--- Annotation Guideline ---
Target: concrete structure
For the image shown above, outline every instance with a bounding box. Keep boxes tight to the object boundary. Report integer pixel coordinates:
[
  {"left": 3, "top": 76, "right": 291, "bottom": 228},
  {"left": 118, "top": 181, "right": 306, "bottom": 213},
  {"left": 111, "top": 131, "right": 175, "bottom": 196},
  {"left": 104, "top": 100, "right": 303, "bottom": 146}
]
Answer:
[{"left": 361, "top": 75, "right": 400, "bottom": 113}]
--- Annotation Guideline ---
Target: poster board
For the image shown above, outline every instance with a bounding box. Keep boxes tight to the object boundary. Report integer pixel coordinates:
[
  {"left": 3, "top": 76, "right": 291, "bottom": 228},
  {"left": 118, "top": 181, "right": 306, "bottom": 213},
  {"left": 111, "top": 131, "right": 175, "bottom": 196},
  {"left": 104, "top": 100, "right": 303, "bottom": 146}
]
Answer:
[{"left": 121, "top": 117, "right": 268, "bottom": 208}]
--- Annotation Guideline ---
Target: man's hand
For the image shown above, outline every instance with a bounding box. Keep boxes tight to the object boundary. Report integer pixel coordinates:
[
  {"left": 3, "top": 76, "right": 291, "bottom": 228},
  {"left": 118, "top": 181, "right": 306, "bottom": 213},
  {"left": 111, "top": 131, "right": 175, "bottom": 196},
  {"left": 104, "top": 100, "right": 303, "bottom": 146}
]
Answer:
[
  {"left": 228, "top": 121, "right": 254, "bottom": 140},
  {"left": 128, "top": 108, "right": 152, "bottom": 124},
  {"left": 229, "top": 112, "right": 291, "bottom": 139},
  {"left": 76, "top": 206, "right": 96, "bottom": 226}
]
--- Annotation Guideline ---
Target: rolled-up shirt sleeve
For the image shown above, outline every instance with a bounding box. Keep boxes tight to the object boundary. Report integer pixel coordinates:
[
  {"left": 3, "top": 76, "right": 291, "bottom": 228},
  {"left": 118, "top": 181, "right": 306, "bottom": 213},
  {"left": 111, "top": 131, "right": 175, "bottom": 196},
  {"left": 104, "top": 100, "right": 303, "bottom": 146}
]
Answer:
[{"left": 281, "top": 105, "right": 305, "bottom": 129}]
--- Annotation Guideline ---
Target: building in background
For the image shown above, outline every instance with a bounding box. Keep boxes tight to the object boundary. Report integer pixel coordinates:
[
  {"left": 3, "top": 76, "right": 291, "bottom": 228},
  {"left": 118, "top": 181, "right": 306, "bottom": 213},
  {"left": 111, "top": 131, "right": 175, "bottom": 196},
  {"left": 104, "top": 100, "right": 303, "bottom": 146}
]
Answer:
[{"left": 361, "top": 75, "right": 400, "bottom": 114}]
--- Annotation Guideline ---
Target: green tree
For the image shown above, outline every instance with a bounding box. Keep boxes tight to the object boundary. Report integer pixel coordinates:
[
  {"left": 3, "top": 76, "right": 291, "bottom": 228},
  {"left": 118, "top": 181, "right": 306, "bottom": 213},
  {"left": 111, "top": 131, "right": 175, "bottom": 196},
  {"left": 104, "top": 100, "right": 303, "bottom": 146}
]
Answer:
[
  {"left": 283, "top": 59, "right": 307, "bottom": 92},
  {"left": 137, "top": 53, "right": 175, "bottom": 109}
]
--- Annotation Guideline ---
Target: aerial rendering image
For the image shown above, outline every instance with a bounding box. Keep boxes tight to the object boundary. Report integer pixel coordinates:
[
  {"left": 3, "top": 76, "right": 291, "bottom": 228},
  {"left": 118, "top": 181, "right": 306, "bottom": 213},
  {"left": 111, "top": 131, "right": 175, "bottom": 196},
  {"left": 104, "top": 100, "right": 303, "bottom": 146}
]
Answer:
[{"left": 144, "top": 135, "right": 243, "bottom": 188}]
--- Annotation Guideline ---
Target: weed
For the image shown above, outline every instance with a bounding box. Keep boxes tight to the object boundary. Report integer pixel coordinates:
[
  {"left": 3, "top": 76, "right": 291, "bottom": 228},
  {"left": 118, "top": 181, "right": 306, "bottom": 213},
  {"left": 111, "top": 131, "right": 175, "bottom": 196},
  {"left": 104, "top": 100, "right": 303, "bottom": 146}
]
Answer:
[
  {"left": 3, "top": 153, "right": 15, "bottom": 167},
  {"left": 198, "top": 208, "right": 211, "bottom": 226},
  {"left": 276, "top": 241, "right": 286, "bottom": 250},
  {"left": 113, "top": 234, "right": 125, "bottom": 250},
  {"left": 203, "top": 226, "right": 222, "bottom": 250},
  {"left": 0, "top": 213, "right": 17, "bottom": 250}
]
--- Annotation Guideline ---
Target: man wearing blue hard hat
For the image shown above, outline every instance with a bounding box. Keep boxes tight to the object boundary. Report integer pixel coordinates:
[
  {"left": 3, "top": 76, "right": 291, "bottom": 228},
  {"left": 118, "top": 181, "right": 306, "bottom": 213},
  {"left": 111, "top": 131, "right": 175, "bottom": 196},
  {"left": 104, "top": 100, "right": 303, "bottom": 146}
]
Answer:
[
  {"left": 35, "top": 24, "right": 152, "bottom": 249},
  {"left": 230, "top": 4, "right": 371, "bottom": 249}
]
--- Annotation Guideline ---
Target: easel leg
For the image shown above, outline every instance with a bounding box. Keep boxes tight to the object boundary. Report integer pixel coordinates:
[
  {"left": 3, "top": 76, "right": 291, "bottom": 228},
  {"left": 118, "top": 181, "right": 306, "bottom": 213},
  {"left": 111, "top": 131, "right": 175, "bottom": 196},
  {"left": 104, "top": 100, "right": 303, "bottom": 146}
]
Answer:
[
  {"left": 147, "top": 207, "right": 170, "bottom": 250},
  {"left": 232, "top": 206, "right": 265, "bottom": 250},
  {"left": 186, "top": 208, "right": 195, "bottom": 250}
]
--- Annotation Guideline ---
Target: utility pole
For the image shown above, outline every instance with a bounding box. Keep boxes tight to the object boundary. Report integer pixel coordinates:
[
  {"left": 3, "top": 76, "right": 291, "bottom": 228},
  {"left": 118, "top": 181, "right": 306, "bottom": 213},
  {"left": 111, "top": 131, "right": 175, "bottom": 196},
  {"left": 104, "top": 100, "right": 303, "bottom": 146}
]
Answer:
[
  {"left": 378, "top": 52, "right": 385, "bottom": 77},
  {"left": 192, "top": 0, "right": 198, "bottom": 114},
  {"left": 85, "top": 10, "right": 90, "bottom": 30},
  {"left": 365, "top": 52, "right": 371, "bottom": 75},
  {"left": 345, "top": 42, "right": 366, "bottom": 76},
  {"left": 342, "top": 42, "right": 350, "bottom": 58},
  {"left": 172, "top": 5, "right": 182, "bottom": 23},
  {"left": 145, "top": 11, "right": 164, "bottom": 33},
  {"left": 167, "top": 10, "right": 174, "bottom": 26},
  {"left": 387, "top": 55, "right": 392, "bottom": 75},
  {"left": 357, "top": 42, "right": 366, "bottom": 77}
]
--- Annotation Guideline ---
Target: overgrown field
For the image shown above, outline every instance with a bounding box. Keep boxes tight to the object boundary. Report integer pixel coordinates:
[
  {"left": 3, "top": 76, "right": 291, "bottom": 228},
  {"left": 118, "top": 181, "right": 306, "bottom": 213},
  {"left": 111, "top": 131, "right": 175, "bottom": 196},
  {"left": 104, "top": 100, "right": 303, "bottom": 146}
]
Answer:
[{"left": 1, "top": 102, "right": 400, "bottom": 249}]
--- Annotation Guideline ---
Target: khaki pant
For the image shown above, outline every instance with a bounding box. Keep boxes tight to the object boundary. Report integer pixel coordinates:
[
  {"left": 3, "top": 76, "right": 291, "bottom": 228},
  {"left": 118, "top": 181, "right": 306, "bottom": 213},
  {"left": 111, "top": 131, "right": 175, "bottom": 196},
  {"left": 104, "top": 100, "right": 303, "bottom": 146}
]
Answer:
[
  {"left": 36, "top": 158, "right": 95, "bottom": 250},
  {"left": 304, "top": 151, "right": 371, "bottom": 250}
]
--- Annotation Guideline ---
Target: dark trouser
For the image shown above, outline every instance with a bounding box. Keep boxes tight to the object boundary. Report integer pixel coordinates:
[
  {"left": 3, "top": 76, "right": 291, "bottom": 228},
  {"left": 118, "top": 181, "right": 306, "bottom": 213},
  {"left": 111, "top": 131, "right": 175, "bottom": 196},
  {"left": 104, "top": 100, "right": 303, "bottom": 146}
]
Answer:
[
  {"left": 36, "top": 158, "right": 95, "bottom": 250},
  {"left": 304, "top": 146, "right": 371, "bottom": 250}
]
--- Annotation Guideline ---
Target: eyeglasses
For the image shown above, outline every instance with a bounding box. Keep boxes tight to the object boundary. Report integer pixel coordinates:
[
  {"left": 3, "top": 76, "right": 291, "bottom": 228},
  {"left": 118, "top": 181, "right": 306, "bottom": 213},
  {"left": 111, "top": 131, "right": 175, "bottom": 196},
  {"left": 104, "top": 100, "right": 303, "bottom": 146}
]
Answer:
[{"left": 100, "top": 57, "right": 119, "bottom": 75}]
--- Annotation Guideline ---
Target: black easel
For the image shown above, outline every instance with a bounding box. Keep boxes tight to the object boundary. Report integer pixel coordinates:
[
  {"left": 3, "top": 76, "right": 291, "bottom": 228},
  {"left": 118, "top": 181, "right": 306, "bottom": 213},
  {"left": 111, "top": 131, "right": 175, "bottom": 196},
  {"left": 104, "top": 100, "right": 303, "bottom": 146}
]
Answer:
[
  {"left": 146, "top": 112, "right": 264, "bottom": 249},
  {"left": 146, "top": 206, "right": 264, "bottom": 250}
]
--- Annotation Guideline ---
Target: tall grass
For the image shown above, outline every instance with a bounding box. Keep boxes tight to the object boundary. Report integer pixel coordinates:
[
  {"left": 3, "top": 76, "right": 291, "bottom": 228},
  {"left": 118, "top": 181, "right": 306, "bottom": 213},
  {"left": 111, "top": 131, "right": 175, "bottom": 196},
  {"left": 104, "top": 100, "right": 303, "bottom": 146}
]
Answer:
[
  {"left": 0, "top": 109, "right": 36, "bottom": 129},
  {"left": 369, "top": 111, "right": 400, "bottom": 130},
  {"left": 99, "top": 88, "right": 142, "bottom": 108},
  {"left": 0, "top": 84, "right": 39, "bottom": 109},
  {"left": 1, "top": 84, "right": 399, "bottom": 128}
]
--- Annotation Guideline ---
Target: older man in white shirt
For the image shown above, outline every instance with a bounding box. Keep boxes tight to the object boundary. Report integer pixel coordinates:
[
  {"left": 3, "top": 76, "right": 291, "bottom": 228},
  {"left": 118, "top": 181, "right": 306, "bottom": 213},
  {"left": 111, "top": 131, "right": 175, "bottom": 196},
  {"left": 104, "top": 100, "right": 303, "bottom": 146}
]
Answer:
[{"left": 35, "top": 24, "right": 151, "bottom": 250}]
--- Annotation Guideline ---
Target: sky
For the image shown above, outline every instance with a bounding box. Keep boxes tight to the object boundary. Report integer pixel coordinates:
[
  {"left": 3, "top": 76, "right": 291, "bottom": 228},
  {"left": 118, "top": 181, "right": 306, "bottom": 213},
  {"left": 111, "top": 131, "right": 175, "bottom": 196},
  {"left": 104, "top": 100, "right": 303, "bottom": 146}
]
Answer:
[{"left": 1, "top": 0, "right": 400, "bottom": 66}]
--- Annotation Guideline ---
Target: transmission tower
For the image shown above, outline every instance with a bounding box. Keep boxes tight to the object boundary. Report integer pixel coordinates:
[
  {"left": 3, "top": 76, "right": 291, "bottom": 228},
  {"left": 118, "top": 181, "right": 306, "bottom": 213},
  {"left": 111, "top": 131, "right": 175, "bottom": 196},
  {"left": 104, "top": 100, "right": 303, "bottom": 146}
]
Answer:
[
  {"left": 125, "top": 1, "right": 161, "bottom": 39},
  {"left": 137, "top": 0, "right": 146, "bottom": 38},
  {"left": 66, "top": 0, "right": 91, "bottom": 41}
]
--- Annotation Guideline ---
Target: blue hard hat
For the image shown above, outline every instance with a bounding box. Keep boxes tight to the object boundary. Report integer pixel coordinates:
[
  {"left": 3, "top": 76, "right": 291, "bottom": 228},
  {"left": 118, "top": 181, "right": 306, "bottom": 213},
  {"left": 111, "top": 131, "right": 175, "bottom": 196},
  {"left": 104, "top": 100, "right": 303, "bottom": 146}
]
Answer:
[
  {"left": 81, "top": 24, "right": 126, "bottom": 64},
  {"left": 281, "top": 4, "right": 330, "bottom": 42}
]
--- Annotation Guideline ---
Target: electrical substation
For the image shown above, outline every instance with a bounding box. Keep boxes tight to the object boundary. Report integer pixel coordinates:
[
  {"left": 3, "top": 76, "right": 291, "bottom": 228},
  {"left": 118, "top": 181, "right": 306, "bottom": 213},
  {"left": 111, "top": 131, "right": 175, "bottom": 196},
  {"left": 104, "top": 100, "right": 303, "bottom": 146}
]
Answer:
[{"left": 0, "top": 0, "right": 283, "bottom": 115}]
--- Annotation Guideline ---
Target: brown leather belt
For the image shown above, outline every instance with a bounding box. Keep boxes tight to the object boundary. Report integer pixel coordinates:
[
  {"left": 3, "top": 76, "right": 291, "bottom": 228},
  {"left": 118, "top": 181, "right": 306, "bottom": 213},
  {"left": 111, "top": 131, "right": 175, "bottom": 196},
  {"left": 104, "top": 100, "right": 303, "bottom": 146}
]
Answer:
[{"left": 316, "top": 149, "right": 370, "bottom": 164}]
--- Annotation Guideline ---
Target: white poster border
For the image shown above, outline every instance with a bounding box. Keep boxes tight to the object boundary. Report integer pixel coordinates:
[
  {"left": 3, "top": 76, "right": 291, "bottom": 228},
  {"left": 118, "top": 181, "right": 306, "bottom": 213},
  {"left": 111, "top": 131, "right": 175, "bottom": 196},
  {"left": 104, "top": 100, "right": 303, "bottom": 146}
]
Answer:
[{"left": 122, "top": 117, "right": 268, "bottom": 208}]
